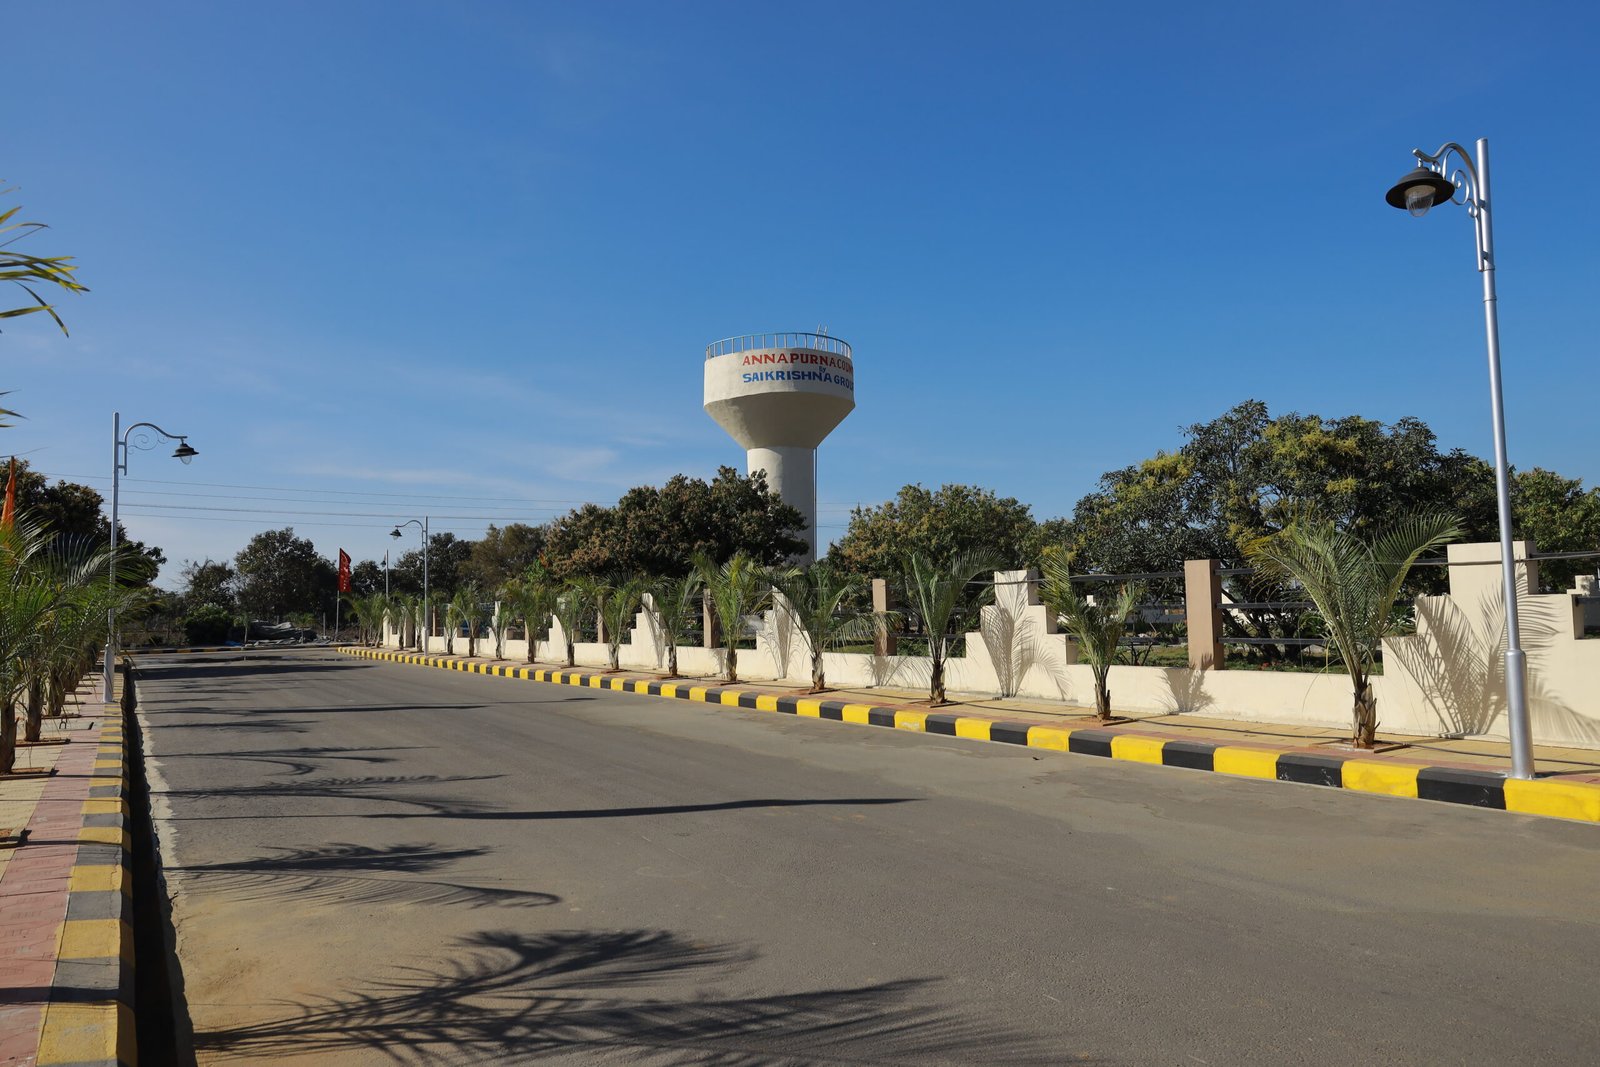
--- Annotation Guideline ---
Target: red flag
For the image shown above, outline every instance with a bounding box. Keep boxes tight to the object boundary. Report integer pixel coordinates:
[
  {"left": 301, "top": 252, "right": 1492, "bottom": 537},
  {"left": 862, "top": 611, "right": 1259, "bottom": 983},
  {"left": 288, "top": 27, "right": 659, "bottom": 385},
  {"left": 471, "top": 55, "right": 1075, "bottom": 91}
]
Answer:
[
  {"left": 1, "top": 457, "right": 15, "bottom": 530},
  {"left": 338, "top": 549, "right": 352, "bottom": 593}
]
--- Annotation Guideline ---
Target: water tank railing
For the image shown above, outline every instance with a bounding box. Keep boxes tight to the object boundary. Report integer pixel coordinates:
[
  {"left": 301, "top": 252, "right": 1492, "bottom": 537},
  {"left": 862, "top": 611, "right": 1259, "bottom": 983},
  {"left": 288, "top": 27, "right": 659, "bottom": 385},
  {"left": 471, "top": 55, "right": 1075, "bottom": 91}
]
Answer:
[{"left": 705, "top": 332, "right": 853, "bottom": 361}]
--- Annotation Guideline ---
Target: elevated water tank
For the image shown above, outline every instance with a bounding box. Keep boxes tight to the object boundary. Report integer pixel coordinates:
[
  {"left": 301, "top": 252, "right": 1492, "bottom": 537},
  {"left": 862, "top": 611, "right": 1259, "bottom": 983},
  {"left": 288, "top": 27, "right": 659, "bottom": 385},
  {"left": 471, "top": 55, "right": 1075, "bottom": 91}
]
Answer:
[{"left": 704, "top": 331, "right": 856, "bottom": 563}]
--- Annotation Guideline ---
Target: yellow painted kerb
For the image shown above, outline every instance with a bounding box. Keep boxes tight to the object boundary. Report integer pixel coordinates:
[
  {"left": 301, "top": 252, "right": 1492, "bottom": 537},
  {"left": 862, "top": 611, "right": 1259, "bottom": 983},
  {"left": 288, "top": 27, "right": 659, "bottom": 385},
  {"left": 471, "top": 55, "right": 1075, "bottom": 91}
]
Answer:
[
  {"left": 58, "top": 918, "right": 133, "bottom": 962},
  {"left": 893, "top": 710, "right": 927, "bottom": 732},
  {"left": 1110, "top": 735, "right": 1166, "bottom": 765},
  {"left": 78, "top": 826, "right": 130, "bottom": 849},
  {"left": 841, "top": 704, "right": 874, "bottom": 725},
  {"left": 1341, "top": 760, "right": 1420, "bottom": 798},
  {"left": 36, "top": 1000, "right": 133, "bottom": 1067},
  {"left": 1027, "top": 726, "right": 1072, "bottom": 751},
  {"left": 954, "top": 718, "right": 991, "bottom": 741},
  {"left": 1504, "top": 778, "right": 1600, "bottom": 822},
  {"left": 1213, "top": 747, "right": 1280, "bottom": 779}
]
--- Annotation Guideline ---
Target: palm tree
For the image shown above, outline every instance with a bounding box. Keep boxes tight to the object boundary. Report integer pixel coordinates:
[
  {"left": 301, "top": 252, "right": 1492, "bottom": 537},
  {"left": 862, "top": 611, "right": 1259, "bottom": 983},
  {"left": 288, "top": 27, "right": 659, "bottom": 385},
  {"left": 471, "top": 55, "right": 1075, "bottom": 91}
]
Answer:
[
  {"left": 693, "top": 552, "right": 772, "bottom": 684},
  {"left": 384, "top": 594, "right": 414, "bottom": 649},
  {"left": 773, "top": 562, "right": 884, "bottom": 693},
  {"left": 1246, "top": 511, "right": 1460, "bottom": 748},
  {"left": 1038, "top": 552, "right": 1143, "bottom": 723},
  {"left": 640, "top": 572, "right": 703, "bottom": 679},
  {"left": 500, "top": 568, "right": 557, "bottom": 664},
  {"left": 2, "top": 193, "right": 89, "bottom": 335},
  {"left": 901, "top": 550, "right": 1001, "bottom": 705},
  {"left": 446, "top": 585, "right": 487, "bottom": 657},
  {"left": 553, "top": 578, "right": 600, "bottom": 668},
  {"left": 597, "top": 575, "right": 646, "bottom": 671},
  {"left": 1, "top": 519, "right": 114, "bottom": 772}
]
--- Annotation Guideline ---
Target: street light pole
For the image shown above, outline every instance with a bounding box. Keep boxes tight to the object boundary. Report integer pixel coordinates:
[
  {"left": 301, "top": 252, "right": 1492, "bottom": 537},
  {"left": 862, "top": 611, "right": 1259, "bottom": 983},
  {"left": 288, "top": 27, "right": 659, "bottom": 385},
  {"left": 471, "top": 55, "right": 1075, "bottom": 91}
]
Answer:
[
  {"left": 392, "top": 518, "right": 429, "bottom": 651},
  {"left": 1386, "top": 137, "right": 1534, "bottom": 779},
  {"left": 101, "top": 413, "right": 198, "bottom": 702}
]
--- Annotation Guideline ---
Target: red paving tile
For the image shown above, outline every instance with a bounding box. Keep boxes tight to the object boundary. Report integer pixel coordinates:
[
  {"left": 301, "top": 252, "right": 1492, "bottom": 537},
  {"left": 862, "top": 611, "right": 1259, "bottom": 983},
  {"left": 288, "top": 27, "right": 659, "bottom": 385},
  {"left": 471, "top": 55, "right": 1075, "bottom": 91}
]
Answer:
[{"left": 0, "top": 713, "right": 116, "bottom": 1067}]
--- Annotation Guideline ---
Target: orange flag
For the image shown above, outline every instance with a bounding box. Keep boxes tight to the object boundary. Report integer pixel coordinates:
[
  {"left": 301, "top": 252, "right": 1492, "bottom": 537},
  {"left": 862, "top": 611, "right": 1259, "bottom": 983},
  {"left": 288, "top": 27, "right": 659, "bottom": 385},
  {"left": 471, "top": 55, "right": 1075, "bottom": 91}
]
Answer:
[{"left": 1, "top": 457, "right": 15, "bottom": 529}]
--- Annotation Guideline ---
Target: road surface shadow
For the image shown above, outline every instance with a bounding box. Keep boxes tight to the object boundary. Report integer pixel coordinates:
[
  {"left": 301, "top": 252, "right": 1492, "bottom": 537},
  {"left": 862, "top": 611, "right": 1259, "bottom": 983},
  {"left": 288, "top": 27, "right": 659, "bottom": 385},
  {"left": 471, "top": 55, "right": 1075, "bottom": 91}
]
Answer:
[
  {"left": 194, "top": 928, "right": 1068, "bottom": 1065},
  {"left": 365, "top": 796, "right": 920, "bottom": 821},
  {"left": 161, "top": 773, "right": 505, "bottom": 814},
  {"left": 166, "top": 842, "right": 558, "bottom": 910},
  {"left": 149, "top": 745, "right": 427, "bottom": 777}
]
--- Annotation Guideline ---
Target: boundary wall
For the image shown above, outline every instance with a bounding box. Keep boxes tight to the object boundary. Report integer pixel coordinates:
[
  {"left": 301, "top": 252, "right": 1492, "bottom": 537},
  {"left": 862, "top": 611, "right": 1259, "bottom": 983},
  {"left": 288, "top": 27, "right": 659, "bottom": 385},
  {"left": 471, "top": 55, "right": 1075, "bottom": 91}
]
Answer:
[{"left": 384, "top": 541, "right": 1600, "bottom": 750}]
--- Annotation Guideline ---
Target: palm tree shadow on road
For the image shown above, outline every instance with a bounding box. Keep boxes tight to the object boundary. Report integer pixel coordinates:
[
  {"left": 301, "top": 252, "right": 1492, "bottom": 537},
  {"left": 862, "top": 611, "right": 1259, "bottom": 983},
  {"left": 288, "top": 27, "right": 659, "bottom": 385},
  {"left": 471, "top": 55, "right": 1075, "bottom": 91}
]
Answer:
[{"left": 195, "top": 928, "right": 1071, "bottom": 1065}]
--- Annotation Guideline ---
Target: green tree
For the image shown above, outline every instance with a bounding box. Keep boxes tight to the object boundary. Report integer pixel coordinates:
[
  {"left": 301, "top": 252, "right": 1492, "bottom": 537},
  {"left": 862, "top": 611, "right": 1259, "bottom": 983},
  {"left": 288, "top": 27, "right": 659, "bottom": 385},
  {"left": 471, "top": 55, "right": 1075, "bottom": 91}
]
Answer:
[
  {"left": 1, "top": 190, "right": 87, "bottom": 335},
  {"left": 390, "top": 532, "right": 473, "bottom": 598},
  {"left": 543, "top": 468, "right": 806, "bottom": 579},
  {"left": 2, "top": 517, "right": 130, "bottom": 771},
  {"left": 1063, "top": 400, "right": 1497, "bottom": 575},
  {"left": 1246, "top": 512, "right": 1461, "bottom": 748},
  {"left": 772, "top": 562, "right": 880, "bottom": 693},
  {"left": 640, "top": 572, "right": 704, "bottom": 679},
  {"left": 179, "top": 559, "right": 236, "bottom": 613},
  {"left": 12, "top": 461, "right": 165, "bottom": 574},
  {"left": 182, "top": 603, "right": 232, "bottom": 645},
  {"left": 693, "top": 552, "right": 771, "bottom": 683},
  {"left": 597, "top": 575, "right": 646, "bottom": 671},
  {"left": 1512, "top": 469, "right": 1600, "bottom": 590},
  {"left": 347, "top": 559, "right": 386, "bottom": 598},
  {"left": 900, "top": 550, "right": 1000, "bottom": 705},
  {"left": 460, "top": 523, "right": 547, "bottom": 591},
  {"left": 499, "top": 566, "right": 557, "bottom": 664},
  {"left": 831, "top": 484, "right": 1038, "bottom": 581},
  {"left": 233, "top": 528, "right": 336, "bottom": 620},
  {"left": 553, "top": 577, "right": 600, "bottom": 667},
  {"left": 385, "top": 594, "right": 416, "bottom": 649},
  {"left": 1038, "top": 552, "right": 1143, "bottom": 722},
  {"left": 446, "top": 585, "right": 488, "bottom": 657}
]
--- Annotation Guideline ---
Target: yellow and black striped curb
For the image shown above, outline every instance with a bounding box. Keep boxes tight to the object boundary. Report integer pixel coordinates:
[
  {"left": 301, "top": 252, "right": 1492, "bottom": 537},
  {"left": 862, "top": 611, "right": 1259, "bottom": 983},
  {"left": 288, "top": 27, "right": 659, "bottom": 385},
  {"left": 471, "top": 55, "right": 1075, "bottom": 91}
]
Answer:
[
  {"left": 35, "top": 716, "right": 137, "bottom": 1067},
  {"left": 338, "top": 647, "right": 1600, "bottom": 825}
]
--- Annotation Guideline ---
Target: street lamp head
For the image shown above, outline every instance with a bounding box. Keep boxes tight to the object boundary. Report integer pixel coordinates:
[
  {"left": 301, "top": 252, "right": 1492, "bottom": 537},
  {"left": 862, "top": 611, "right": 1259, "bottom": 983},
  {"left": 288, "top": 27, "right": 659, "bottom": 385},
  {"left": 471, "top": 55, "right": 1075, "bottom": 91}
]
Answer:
[
  {"left": 1386, "top": 166, "right": 1456, "bottom": 218},
  {"left": 171, "top": 440, "right": 198, "bottom": 464},
  {"left": 390, "top": 527, "right": 402, "bottom": 539}
]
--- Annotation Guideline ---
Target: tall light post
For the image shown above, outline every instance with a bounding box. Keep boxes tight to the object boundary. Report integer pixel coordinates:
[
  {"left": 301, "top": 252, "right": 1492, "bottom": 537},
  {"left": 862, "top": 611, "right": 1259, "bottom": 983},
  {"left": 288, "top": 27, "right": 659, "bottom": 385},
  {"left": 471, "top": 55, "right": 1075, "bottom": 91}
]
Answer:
[
  {"left": 102, "top": 412, "right": 198, "bottom": 701},
  {"left": 391, "top": 518, "right": 428, "bottom": 651},
  {"left": 1386, "top": 137, "right": 1534, "bottom": 780}
]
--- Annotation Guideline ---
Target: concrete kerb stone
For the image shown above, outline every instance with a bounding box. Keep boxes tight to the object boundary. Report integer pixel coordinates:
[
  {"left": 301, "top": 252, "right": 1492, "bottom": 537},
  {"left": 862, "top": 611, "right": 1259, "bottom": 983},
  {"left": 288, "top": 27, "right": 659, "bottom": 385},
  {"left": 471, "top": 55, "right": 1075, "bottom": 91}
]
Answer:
[
  {"left": 31, "top": 705, "right": 137, "bottom": 1067},
  {"left": 336, "top": 646, "right": 1600, "bottom": 826}
]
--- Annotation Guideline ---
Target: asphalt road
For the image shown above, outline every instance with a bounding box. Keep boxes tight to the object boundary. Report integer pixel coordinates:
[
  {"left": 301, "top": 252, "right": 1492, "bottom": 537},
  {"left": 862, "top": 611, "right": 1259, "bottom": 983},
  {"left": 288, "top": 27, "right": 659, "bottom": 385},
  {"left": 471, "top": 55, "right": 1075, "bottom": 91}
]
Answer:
[{"left": 136, "top": 648, "right": 1600, "bottom": 1066}]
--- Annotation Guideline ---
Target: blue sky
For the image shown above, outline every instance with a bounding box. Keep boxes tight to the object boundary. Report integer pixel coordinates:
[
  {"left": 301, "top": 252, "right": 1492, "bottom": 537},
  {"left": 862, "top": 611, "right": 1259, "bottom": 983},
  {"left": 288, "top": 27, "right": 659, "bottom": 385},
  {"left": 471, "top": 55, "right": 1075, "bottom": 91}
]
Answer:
[{"left": 6, "top": 1, "right": 1597, "bottom": 587}]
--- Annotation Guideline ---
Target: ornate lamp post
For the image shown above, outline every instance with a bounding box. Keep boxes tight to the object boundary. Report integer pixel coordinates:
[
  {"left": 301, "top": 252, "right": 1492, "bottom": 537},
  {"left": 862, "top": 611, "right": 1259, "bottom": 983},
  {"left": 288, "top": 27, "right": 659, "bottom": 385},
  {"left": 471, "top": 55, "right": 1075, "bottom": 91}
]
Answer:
[
  {"left": 102, "top": 413, "right": 198, "bottom": 701},
  {"left": 391, "top": 518, "right": 429, "bottom": 650},
  {"left": 1386, "top": 137, "right": 1534, "bottom": 779}
]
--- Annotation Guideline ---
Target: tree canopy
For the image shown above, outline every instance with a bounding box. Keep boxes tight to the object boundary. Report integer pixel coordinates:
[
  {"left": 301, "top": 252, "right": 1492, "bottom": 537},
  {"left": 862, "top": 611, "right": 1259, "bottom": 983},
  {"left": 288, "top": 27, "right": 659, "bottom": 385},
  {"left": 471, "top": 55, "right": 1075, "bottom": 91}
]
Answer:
[
  {"left": 12, "top": 461, "right": 165, "bottom": 575},
  {"left": 459, "top": 523, "right": 546, "bottom": 590},
  {"left": 542, "top": 467, "right": 806, "bottom": 579},
  {"left": 389, "top": 532, "right": 473, "bottom": 598},
  {"left": 233, "top": 527, "right": 337, "bottom": 620},
  {"left": 829, "top": 484, "right": 1040, "bottom": 579},
  {"left": 1059, "top": 400, "right": 1559, "bottom": 574}
]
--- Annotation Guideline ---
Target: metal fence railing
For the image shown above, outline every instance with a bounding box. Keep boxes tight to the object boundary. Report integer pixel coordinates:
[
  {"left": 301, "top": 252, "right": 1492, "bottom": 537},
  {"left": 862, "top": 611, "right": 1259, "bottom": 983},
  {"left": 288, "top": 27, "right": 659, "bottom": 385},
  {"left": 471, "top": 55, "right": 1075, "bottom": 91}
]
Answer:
[{"left": 705, "top": 332, "right": 853, "bottom": 360}]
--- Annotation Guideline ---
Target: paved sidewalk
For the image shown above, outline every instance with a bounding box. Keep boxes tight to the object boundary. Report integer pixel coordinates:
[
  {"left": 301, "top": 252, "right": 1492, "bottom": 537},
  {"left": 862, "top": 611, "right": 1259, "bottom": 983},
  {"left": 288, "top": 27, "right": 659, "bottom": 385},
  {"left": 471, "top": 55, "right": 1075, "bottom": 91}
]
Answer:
[
  {"left": 0, "top": 697, "right": 135, "bottom": 1067},
  {"left": 341, "top": 646, "right": 1600, "bottom": 823}
]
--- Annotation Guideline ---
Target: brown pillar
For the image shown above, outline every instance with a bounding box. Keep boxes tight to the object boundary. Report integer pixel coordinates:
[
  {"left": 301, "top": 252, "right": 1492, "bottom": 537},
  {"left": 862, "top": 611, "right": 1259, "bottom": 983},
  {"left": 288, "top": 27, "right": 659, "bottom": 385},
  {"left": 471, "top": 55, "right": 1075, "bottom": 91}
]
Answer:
[
  {"left": 1184, "top": 559, "right": 1225, "bottom": 670},
  {"left": 871, "top": 578, "right": 898, "bottom": 656},
  {"left": 702, "top": 590, "right": 719, "bottom": 649}
]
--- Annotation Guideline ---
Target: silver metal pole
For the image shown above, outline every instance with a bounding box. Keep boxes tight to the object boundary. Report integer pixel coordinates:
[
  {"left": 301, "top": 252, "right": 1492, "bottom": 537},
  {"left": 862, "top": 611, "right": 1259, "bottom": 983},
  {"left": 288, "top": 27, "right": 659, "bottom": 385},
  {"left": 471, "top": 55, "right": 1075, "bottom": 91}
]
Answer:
[
  {"left": 101, "top": 412, "right": 121, "bottom": 702},
  {"left": 422, "top": 516, "right": 430, "bottom": 654},
  {"left": 1474, "top": 138, "right": 1535, "bottom": 779}
]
